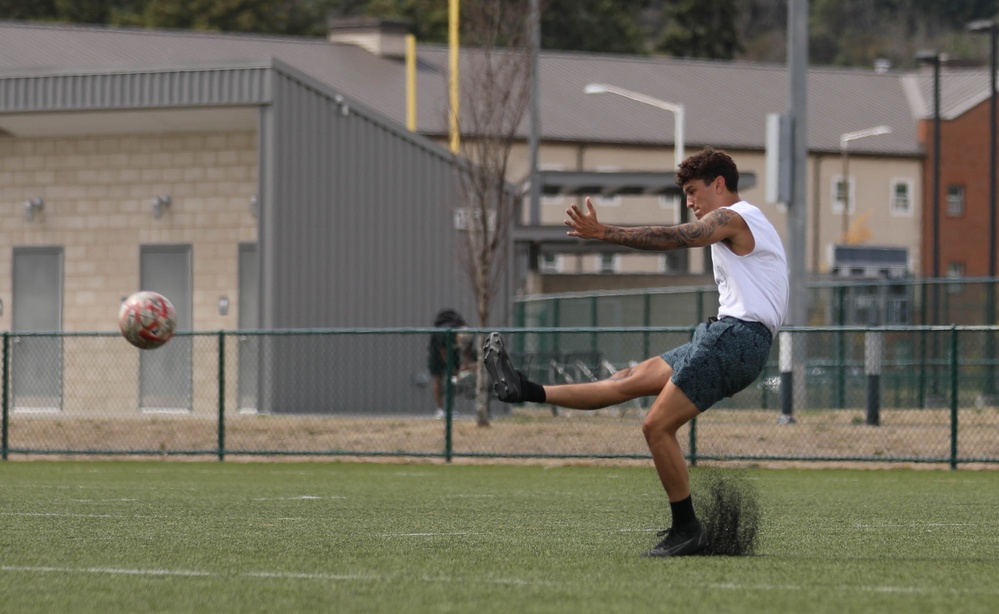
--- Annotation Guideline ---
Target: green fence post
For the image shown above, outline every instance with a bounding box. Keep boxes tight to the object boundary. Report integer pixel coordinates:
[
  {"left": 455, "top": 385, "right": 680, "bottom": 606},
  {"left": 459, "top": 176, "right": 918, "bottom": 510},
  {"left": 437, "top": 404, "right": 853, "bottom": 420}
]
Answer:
[
  {"left": 218, "top": 331, "right": 225, "bottom": 462},
  {"left": 688, "top": 416, "right": 697, "bottom": 467},
  {"left": 642, "top": 293, "right": 651, "bottom": 360},
  {"left": 918, "top": 327, "right": 926, "bottom": 408},
  {"left": 590, "top": 295, "right": 598, "bottom": 355},
  {"left": 687, "top": 325, "right": 697, "bottom": 465},
  {"left": 444, "top": 329, "right": 455, "bottom": 463},
  {"left": 552, "top": 299, "right": 561, "bottom": 354},
  {"left": 2, "top": 332, "right": 8, "bottom": 461},
  {"left": 950, "top": 326, "right": 959, "bottom": 470},
  {"left": 836, "top": 287, "right": 846, "bottom": 409}
]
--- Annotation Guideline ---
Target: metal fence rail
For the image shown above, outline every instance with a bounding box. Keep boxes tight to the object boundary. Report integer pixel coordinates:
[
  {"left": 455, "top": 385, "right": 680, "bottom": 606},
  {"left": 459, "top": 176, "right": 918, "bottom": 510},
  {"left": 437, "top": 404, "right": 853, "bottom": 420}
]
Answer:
[{"left": 1, "top": 327, "right": 998, "bottom": 468}]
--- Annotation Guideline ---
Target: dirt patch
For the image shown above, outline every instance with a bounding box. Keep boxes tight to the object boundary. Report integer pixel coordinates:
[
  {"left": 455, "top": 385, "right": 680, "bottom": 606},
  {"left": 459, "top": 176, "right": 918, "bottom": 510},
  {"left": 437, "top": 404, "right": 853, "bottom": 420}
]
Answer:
[{"left": 5, "top": 405, "right": 999, "bottom": 468}]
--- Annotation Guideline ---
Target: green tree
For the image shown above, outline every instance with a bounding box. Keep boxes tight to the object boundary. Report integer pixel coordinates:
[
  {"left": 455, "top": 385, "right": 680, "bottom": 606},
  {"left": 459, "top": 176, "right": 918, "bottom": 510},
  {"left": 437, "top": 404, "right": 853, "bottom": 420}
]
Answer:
[
  {"left": 540, "top": 0, "right": 647, "bottom": 54},
  {"left": 135, "top": 0, "right": 323, "bottom": 34},
  {"left": 0, "top": 0, "right": 57, "bottom": 20},
  {"left": 54, "top": 0, "right": 113, "bottom": 23},
  {"left": 364, "top": 0, "right": 449, "bottom": 42},
  {"left": 655, "top": 0, "right": 743, "bottom": 60}
]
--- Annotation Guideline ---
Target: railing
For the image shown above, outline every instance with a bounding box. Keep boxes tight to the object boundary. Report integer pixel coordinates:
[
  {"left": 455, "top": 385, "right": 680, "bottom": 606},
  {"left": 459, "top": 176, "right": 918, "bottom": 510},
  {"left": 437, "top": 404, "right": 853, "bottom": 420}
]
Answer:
[
  {"left": 1, "top": 327, "right": 997, "bottom": 468},
  {"left": 514, "top": 277, "right": 999, "bottom": 328}
]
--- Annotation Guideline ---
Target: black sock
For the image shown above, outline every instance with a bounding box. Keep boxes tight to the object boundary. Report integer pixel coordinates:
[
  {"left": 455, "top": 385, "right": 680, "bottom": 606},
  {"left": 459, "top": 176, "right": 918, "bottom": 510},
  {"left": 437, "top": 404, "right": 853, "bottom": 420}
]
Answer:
[
  {"left": 520, "top": 373, "right": 547, "bottom": 403},
  {"left": 669, "top": 496, "right": 698, "bottom": 531}
]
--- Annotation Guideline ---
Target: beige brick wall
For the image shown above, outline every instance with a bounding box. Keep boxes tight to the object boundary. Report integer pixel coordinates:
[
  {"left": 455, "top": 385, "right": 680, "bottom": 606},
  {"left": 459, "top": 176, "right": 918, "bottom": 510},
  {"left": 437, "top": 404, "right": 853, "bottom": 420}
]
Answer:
[
  {"left": 0, "top": 130, "right": 258, "bottom": 417},
  {"left": 0, "top": 130, "right": 258, "bottom": 333}
]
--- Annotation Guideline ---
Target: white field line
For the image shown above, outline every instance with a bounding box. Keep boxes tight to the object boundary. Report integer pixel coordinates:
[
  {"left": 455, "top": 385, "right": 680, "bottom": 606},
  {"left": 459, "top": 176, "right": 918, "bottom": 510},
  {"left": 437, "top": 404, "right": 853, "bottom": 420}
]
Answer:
[
  {"left": 0, "top": 565, "right": 542, "bottom": 586},
  {"left": 0, "top": 512, "right": 113, "bottom": 518},
  {"left": 379, "top": 531, "right": 477, "bottom": 537},
  {"left": 2, "top": 565, "right": 997, "bottom": 595}
]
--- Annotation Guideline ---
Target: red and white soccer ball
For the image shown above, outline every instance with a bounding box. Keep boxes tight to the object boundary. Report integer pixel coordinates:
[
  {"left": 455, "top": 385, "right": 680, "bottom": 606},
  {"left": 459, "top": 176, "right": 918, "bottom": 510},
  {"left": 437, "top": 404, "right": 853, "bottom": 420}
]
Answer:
[{"left": 118, "top": 291, "right": 177, "bottom": 350}]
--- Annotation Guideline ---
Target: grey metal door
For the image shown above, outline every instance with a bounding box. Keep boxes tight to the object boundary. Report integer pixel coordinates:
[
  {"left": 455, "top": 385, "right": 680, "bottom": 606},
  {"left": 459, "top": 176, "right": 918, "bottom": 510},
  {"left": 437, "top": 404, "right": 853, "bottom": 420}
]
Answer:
[
  {"left": 11, "top": 247, "right": 63, "bottom": 412},
  {"left": 237, "top": 243, "right": 259, "bottom": 412},
  {"left": 139, "top": 245, "right": 192, "bottom": 412}
]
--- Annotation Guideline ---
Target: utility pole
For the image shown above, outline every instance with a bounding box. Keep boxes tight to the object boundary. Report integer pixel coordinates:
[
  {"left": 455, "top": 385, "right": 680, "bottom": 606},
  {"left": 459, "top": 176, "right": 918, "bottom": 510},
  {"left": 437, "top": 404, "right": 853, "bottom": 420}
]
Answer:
[{"left": 779, "top": 0, "right": 809, "bottom": 425}]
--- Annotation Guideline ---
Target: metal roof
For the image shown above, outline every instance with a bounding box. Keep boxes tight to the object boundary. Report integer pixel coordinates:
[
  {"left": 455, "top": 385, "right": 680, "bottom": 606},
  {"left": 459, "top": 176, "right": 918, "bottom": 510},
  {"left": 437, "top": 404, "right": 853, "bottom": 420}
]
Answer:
[{"left": 0, "top": 20, "right": 993, "bottom": 156}]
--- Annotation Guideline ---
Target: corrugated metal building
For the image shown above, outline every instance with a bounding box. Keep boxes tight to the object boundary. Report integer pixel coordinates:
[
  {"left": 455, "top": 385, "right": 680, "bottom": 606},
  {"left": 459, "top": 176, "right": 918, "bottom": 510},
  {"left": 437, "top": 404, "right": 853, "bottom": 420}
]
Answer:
[{"left": 0, "top": 25, "right": 509, "bottom": 415}]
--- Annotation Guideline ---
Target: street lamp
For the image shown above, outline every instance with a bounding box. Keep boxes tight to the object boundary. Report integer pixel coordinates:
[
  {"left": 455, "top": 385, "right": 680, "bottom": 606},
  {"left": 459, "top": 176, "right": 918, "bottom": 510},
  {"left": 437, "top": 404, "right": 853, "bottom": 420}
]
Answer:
[
  {"left": 968, "top": 19, "right": 998, "bottom": 401},
  {"left": 839, "top": 126, "right": 891, "bottom": 245},
  {"left": 583, "top": 83, "right": 693, "bottom": 272},
  {"left": 839, "top": 125, "right": 892, "bottom": 243},
  {"left": 583, "top": 83, "right": 685, "bottom": 170},
  {"left": 915, "top": 50, "right": 943, "bottom": 305},
  {"left": 969, "top": 20, "right": 998, "bottom": 282},
  {"left": 916, "top": 49, "right": 944, "bottom": 404}
]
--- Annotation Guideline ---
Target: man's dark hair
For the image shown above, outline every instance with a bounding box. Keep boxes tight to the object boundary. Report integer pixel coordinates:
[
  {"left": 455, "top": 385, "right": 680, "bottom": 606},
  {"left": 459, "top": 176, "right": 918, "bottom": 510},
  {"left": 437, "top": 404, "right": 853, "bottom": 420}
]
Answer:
[{"left": 675, "top": 147, "right": 739, "bottom": 192}]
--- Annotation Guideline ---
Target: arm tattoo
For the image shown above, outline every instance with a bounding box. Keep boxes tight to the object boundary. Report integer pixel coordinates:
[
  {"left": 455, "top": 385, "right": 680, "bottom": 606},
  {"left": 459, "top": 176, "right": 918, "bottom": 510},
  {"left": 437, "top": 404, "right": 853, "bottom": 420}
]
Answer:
[{"left": 601, "top": 209, "right": 735, "bottom": 251}]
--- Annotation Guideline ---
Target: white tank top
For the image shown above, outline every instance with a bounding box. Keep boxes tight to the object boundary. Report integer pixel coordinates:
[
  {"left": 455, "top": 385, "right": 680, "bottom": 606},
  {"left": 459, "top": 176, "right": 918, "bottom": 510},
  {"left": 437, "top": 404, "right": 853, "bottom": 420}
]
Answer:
[{"left": 711, "top": 201, "right": 789, "bottom": 337}]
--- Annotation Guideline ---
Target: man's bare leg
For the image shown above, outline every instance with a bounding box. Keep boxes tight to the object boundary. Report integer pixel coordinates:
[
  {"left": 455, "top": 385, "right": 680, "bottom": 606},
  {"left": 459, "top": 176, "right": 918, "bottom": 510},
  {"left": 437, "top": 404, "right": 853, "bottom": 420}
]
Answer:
[
  {"left": 642, "top": 381, "right": 701, "bottom": 502},
  {"left": 542, "top": 356, "right": 672, "bottom": 409},
  {"left": 639, "top": 381, "right": 708, "bottom": 557}
]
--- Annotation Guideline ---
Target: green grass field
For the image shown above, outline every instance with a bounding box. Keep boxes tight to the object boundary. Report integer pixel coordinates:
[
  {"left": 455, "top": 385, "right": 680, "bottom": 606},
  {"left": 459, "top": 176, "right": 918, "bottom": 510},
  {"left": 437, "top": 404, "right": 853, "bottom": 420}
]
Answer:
[{"left": 1, "top": 461, "right": 997, "bottom": 613}]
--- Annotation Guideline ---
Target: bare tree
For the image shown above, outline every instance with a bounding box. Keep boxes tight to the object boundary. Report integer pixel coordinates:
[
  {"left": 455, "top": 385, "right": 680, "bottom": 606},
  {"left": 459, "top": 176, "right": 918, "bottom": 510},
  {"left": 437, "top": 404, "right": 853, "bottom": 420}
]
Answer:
[{"left": 450, "top": 0, "right": 534, "bottom": 426}]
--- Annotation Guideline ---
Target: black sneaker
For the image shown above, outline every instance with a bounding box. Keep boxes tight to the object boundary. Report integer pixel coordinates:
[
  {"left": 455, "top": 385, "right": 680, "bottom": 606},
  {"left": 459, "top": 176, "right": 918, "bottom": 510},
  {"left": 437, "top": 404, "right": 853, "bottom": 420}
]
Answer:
[
  {"left": 642, "top": 523, "right": 708, "bottom": 558},
  {"left": 482, "top": 332, "right": 523, "bottom": 403}
]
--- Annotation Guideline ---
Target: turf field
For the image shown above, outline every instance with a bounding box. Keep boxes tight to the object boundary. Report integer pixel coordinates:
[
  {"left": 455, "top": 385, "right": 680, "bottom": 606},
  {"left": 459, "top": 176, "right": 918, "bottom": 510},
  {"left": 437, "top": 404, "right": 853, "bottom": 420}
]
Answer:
[{"left": 1, "top": 462, "right": 997, "bottom": 614}]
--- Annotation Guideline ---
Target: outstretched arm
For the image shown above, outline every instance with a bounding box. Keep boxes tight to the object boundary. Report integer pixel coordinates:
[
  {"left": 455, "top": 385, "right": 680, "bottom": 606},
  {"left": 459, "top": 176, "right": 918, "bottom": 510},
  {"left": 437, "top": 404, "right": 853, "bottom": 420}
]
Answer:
[{"left": 565, "top": 197, "right": 742, "bottom": 251}]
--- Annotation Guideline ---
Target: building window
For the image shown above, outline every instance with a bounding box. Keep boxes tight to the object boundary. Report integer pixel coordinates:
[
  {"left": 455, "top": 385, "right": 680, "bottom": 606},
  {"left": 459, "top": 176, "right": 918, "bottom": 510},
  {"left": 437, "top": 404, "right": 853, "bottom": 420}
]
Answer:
[
  {"left": 596, "top": 253, "right": 618, "bottom": 274},
  {"left": 594, "top": 166, "right": 621, "bottom": 207},
  {"left": 833, "top": 175, "right": 855, "bottom": 214},
  {"left": 540, "top": 164, "right": 565, "bottom": 206},
  {"left": 947, "top": 184, "right": 965, "bottom": 217},
  {"left": 539, "top": 253, "right": 563, "bottom": 273},
  {"left": 890, "top": 179, "right": 912, "bottom": 215}
]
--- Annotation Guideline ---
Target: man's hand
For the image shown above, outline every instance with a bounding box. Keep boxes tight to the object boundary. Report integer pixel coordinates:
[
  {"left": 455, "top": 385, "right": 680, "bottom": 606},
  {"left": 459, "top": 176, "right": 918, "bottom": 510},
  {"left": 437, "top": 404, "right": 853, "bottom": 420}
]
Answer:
[{"left": 565, "top": 197, "right": 605, "bottom": 240}]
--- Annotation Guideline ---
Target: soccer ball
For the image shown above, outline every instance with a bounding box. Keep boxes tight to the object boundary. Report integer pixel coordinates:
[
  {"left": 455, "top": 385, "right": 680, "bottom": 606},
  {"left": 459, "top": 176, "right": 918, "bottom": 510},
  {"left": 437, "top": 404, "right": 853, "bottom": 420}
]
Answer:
[{"left": 118, "top": 291, "right": 177, "bottom": 350}]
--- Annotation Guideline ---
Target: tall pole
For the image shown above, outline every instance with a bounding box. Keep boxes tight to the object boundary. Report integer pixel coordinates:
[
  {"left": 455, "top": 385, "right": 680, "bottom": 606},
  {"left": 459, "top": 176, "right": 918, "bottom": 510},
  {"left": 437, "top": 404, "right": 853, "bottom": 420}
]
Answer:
[
  {"left": 988, "top": 25, "right": 997, "bottom": 399},
  {"left": 673, "top": 105, "right": 685, "bottom": 169},
  {"left": 448, "top": 0, "right": 460, "bottom": 153},
  {"left": 988, "top": 24, "right": 997, "bottom": 397},
  {"left": 915, "top": 50, "right": 943, "bottom": 402},
  {"left": 526, "top": 0, "right": 542, "bottom": 286},
  {"left": 779, "top": 0, "right": 808, "bottom": 425},
  {"left": 787, "top": 0, "right": 808, "bottom": 328},
  {"left": 968, "top": 20, "right": 997, "bottom": 400},
  {"left": 528, "top": 0, "right": 541, "bottom": 226},
  {"left": 932, "top": 56, "right": 941, "bottom": 306},
  {"left": 841, "top": 143, "right": 850, "bottom": 242},
  {"left": 969, "top": 21, "right": 998, "bottom": 284},
  {"left": 990, "top": 26, "right": 997, "bottom": 283}
]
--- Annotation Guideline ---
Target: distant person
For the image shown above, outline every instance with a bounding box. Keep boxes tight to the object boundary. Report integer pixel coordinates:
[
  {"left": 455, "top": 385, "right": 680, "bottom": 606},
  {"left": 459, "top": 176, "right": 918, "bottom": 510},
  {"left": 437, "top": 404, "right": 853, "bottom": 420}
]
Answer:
[
  {"left": 428, "top": 309, "right": 474, "bottom": 419},
  {"left": 483, "top": 148, "right": 788, "bottom": 557}
]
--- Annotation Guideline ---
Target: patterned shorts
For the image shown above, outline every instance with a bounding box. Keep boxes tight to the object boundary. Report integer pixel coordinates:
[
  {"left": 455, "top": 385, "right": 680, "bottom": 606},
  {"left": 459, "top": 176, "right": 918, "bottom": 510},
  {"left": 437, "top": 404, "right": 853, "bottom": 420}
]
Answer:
[{"left": 660, "top": 317, "right": 773, "bottom": 411}]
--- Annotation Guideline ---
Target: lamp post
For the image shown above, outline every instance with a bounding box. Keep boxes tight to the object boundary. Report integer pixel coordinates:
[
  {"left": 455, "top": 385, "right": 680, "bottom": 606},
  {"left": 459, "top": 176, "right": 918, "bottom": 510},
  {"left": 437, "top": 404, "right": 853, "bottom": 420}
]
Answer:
[
  {"left": 839, "top": 125, "right": 892, "bottom": 243},
  {"left": 916, "top": 51, "right": 943, "bottom": 306},
  {"left": 583, "top": 83, "right": 685, "bottom": 170},
  {"left": 969, "top": 19, "right": 998, "bottom": 400},
  {"left": 916, "top": 50, "right": 944, "bottom": 404},
  {"left": 583, "top": 83, "right": 691, "bottom": 272},
  {"left": 969, "top": 20, "right": 998, "bottom": 283}
]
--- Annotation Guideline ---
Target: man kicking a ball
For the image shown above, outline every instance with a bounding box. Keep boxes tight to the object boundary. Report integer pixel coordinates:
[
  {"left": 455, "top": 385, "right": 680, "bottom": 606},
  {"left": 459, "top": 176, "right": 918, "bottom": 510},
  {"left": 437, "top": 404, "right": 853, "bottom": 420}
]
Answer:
[{"left": 483, "top": 148, "right": 788, "bottom": 557}]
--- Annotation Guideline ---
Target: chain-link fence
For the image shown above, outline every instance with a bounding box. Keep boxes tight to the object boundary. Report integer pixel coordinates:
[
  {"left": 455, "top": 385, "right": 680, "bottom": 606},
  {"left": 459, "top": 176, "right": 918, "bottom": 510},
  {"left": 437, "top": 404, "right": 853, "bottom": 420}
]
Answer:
[
  {"left": 515, "top": 278, "right": 999, "bottom": 328},
  {"left": 2, "top": 327, "right": 998, "bottom": 467}
]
